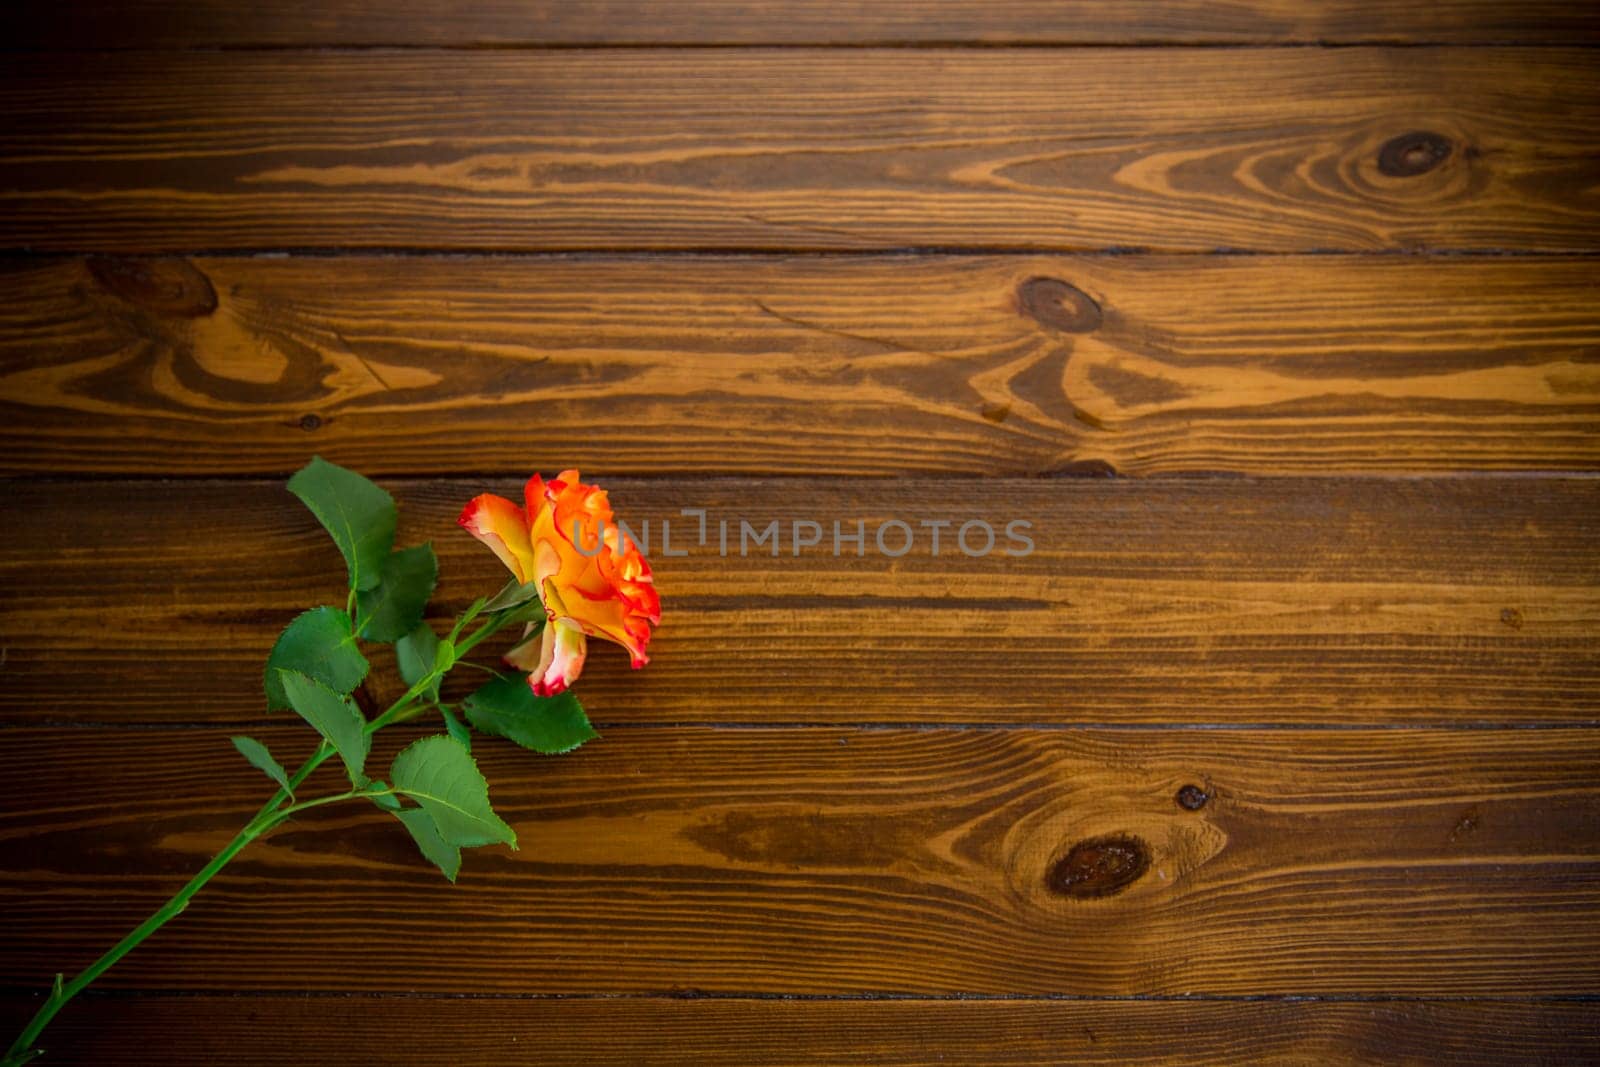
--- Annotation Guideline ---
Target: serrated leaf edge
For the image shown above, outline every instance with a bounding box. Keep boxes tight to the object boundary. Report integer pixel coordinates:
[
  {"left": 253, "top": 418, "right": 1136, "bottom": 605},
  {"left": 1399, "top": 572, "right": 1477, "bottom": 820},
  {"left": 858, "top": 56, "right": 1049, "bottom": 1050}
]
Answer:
[
  {"left": 391, "top": 737, "right": 518, "bottom": 850},
  {"left": 288, "top": 456, "right": 396, "bottom": 592},
  {"left": 276, "top": 669, "right": 371, "bottom": 787},
  {"left": 395, "top": 807, "right": 462, "bottom": 883},
  {"left": 231, "top": 735, "right": 295, "bottom": 799},
  {"left": 356, "top": 543, "right": 439, "bottom": 642}
]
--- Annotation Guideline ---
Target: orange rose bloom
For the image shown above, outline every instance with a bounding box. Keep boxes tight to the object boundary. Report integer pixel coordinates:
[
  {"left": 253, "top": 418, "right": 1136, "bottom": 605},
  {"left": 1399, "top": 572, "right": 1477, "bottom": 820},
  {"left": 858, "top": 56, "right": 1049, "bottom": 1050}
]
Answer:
[{"left": 458, "top": 471, "right": 659, "bottom": 696}]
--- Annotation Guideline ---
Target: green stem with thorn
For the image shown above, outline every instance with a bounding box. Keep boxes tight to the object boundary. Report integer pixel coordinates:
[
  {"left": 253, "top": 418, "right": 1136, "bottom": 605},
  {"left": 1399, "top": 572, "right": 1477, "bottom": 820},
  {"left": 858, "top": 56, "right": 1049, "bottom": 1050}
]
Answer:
[{"left": 2, "top": 607, "right": 518, "bottom": 1066}]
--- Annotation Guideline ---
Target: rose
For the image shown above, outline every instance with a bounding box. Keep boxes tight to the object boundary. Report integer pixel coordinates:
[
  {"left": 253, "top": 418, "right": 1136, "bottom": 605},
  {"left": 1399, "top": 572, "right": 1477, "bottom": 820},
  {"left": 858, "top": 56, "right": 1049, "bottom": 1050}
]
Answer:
[
  {"left": 5, "top": 458, "right": 658, "bottom": 1062},
  {"left": 459, "top": 470, "right": 660, "bottom": 696}
]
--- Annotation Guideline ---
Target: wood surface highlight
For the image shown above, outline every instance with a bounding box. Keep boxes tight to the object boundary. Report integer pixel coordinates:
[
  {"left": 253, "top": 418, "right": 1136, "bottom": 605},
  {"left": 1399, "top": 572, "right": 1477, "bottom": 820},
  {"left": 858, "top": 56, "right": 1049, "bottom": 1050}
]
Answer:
[
  {"left": 2, "top": 50, "right": 1597, "bottom": 253},
  {"left": 3, "top": 255, "right": 1597, "bottom": 476},
  {"left": 2, "top": 477, "right": 1594, "bottom": 727},
  {"left": 2, "top": 4, "right": 1597, "bottom": 1060},
  {"left": 1, "top": 724, "right": 1596, "bottom": 995},
  {"left": 6, "top": 1, "right": 1599, "bottom": 48}
]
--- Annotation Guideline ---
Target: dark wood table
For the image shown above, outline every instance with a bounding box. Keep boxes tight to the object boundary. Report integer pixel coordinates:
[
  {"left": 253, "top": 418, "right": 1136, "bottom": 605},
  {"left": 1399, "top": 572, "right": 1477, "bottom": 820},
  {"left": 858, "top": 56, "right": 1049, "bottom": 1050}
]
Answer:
[{"left": 2, "top": 3, "right": 1597, "bottom": 1063}]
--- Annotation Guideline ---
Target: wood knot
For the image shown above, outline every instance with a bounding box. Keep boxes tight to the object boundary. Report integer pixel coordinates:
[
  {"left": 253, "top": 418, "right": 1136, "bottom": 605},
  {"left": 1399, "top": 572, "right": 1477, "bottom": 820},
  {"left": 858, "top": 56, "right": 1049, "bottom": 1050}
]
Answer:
[
  {"left": 299, "top": 413, "right": 324, "bottom": 432},
  {"left": 1500, "top": 607, "right": 1523, "bottom": 629},
  {"left": 1047, "top": 458, "right": 1118, "bottom": 478},
  {"left": 1448, "top": 806, "right": 1480, "bottom": 844},
  {"left": 1176, "top": 784, "right": 1210, "bottom": 811},
  {"left": 1377, "top": 132, "right": 1452, "bottom": 178},
  {"left": 1046, "top": 833, "right": 1150, "bottom": 899},
  {"left": 1017, "top": 277, "right": 1101, "bottom": 334},
  {"left": 86, "top": 256, "right": 217, "bottom": 318}
]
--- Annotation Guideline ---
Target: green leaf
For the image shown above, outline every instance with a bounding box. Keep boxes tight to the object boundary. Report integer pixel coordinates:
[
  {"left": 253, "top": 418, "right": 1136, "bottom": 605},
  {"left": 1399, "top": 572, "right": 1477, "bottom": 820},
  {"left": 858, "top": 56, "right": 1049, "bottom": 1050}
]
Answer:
[
  {"left": 231, "top": 736, "right": 294, "bottom": 799},
  {"left": 464, "top": 673, "right": 597, "bottom": 756},
  {"left": 395, "top": 808, "right": 461, "bottom": 882},
  {"left": 287, "top": 455, "right": 397, "bottom": 592},
  {"left": 391, "top": 736, "right": 517, "bottom": 849},
  {"left": 482, "top": 578, "right": 542, "bottom": 613},
  {"left": 263, "top": 607, "right": 369, "bottom": 710},
  {"left": 366, "top": 779, "right": 402, "bottom": 812},
  {"left": 356, "top": 543, "right": 438, "bottom": 642},
  {"left": 395, "top": 622, "right": 437, "bottom": 687},
  {"left": 396, "top": 622, "right": 452, "bottom": 701},
  {"left": 439, "top": 703, "right": 472, "bottom": 751},
  {"left": 277, "top": 670, "right": 371, "bottom": 787}
]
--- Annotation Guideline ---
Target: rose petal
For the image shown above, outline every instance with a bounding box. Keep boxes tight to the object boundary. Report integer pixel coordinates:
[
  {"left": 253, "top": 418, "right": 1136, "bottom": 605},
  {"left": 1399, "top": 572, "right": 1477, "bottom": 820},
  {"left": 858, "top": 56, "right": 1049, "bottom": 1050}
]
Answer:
[
  {"left": 530, "top": 620, "right": 587, "bottom": 696},
  {"left": 458, "top": 493, "right": 537, "bottom": 584}
]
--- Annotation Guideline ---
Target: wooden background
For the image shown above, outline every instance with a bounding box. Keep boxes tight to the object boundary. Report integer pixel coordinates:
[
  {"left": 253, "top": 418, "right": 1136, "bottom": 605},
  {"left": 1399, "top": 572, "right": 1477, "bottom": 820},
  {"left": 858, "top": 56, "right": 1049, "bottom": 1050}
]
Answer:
[{"left": 1, "top": 3, "right": 1598, "bottom": 1063}]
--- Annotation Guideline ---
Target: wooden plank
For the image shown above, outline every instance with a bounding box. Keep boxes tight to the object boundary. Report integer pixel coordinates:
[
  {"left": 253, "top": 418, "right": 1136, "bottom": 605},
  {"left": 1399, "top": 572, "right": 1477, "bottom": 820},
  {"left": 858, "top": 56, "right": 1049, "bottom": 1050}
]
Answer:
[
  {"left": 0, "top": 724, "right": 1596, "bottom": 994},
  {"left": 4, "top": 0, "right": 1597, "bottom": 48},
  {"left": 3, "top": 255, "right": 1598, "bottom": 477},
  {"left": 2, "top": 50, "right": 1596, "bottom": 253},
  {"left": 3, "top": 477, "right": 1595, "bottom": 728},
  {"left": 2, "top": 996, "right": 1595, "bottom": 1066}
]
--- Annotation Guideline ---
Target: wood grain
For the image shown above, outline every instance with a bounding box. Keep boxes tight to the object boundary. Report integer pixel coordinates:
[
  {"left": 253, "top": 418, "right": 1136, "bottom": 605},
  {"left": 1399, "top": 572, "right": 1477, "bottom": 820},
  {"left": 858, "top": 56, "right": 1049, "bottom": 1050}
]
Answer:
[
  {"left": 3, "top": 255, "right": 1598, "bottom": 477},
  {"left": 1, "top": 477, "right": 1596, "bottom": 728},
  {"left": 5, "top": 0, "right": 1597, "bottom": 47},
  {"left": 1, "top": 1, "right": 1595, "bottom": 1058},
  {"left": 1, "top": 996, "right": 1595, "bottom": 1066},
  {"left": 1, "top": 723, "right": 1597, "bottom": 994},
  {"left": 2, "top": 49, "right": 1597, "bottom": 253}
]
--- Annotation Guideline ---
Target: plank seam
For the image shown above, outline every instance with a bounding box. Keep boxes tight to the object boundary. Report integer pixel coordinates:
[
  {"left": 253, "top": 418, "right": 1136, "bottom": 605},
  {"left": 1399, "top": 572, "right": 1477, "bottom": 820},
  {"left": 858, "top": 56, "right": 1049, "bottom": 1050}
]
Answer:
[
  {"left": 5, "top": 247, "right": 1600, "bottom": 260},
  {"left": 2, "top": 42, "right": 1599, "bottom": 54},
  {"left": 3, "top": 722, "right": 1596, "bottom": 733},
  {"left": 5, "top": 472, "right": 1600, "bottom": 487},
  {"left": 4, "top": 989, "right": 1597, "bottom": 1004}
]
